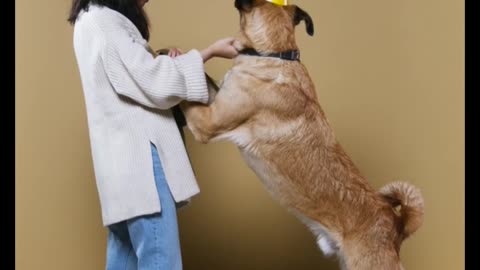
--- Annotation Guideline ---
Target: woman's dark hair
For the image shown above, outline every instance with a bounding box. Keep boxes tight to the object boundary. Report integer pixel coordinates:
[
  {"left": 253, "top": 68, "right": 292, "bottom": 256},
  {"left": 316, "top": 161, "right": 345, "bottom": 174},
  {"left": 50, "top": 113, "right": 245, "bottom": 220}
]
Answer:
[{"left": 68, "top": 0, "right": 150, "bottom": 41}]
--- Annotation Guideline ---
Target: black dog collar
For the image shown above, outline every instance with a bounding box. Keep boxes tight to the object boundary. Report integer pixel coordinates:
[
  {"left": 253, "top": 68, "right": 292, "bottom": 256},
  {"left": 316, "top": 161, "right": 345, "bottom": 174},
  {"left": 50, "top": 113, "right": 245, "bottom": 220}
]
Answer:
[{"left": 239, "top": 48, "right": 301, "bottom": 61}]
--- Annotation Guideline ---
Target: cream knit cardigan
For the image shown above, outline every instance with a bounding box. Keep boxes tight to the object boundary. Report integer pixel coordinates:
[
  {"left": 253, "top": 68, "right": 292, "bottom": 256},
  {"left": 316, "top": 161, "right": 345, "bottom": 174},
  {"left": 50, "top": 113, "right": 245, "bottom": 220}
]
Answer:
[{"left": 73, "top": 4, "right": 209, "bottom": 226}]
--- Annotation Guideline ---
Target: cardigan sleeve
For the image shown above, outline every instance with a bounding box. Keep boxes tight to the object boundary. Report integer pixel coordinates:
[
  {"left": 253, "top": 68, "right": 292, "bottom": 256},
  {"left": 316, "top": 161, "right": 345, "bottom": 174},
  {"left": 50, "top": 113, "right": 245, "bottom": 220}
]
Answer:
[{"left": 101, "top": 27, "right": 209, "bottom": 109}]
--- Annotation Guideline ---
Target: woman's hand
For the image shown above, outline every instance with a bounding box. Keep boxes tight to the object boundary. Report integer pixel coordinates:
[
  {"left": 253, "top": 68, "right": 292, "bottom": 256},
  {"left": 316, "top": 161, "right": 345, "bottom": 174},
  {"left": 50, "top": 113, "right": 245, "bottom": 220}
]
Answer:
[
  {"left": 168, "top": 48, "right": 183, "bottom": 58},
  {"left": 201, "top": 37, "right": 239, "bottom": 62}
]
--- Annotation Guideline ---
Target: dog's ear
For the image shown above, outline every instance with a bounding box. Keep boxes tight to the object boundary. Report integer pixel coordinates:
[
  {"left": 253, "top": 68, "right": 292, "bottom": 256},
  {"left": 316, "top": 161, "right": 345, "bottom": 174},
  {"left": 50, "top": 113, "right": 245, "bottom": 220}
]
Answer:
[
  {"left": 292, "top": 6, "right": 314, "bottom": 36},
  {"left": 235, "top": 0, "right": 255, "bottom": 11}
]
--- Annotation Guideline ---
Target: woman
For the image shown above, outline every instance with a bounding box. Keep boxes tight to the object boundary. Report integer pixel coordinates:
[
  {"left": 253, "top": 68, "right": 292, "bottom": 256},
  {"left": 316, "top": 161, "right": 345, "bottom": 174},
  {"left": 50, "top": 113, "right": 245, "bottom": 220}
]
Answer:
[{"left": 68, "top": 0, "right": 238, "bottom": 269}]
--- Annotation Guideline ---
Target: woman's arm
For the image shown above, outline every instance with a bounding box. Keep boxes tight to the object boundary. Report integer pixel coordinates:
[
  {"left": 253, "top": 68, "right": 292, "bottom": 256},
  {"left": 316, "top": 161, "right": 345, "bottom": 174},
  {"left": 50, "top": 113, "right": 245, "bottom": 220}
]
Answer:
[{"left": 101, "top": 28, "right": 209, "bottom": 109}]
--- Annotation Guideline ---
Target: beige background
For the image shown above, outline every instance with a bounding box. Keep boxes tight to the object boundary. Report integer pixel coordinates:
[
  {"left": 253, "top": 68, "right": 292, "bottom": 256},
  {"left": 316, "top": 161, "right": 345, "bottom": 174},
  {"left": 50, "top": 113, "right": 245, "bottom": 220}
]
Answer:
[{"left": 16, "top": 0, "right": 464, "bottom": 269}]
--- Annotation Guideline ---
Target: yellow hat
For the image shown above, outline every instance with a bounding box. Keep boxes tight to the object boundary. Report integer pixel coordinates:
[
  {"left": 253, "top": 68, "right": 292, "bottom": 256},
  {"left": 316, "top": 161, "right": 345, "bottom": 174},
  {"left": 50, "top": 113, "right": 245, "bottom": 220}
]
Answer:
[{"left": 265, "top": 0, "right": 289, "bottom": 6}]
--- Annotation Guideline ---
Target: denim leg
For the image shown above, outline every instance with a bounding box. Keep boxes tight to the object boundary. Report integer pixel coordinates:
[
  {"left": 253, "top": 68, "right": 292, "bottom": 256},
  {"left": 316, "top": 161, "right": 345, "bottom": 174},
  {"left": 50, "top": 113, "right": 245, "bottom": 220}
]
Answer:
[
  {"left": 106, "top": 222, "right": 138, "bottom": 270},
  {"left": 125, "top": 143, "right": 183, "bottom": 270}
]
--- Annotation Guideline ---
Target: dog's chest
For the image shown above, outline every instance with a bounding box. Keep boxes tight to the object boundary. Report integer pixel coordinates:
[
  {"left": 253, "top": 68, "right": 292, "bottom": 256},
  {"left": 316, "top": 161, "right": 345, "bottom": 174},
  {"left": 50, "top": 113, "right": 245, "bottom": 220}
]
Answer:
[
  {"left": 240, "top": 149, "right": 340, "bottom": 257},
  {"left": 241, "top": 151, "right": 271, "bottom": 185},
  {"left": 239, "top": 149, "right": 292, "bottom": 202}
]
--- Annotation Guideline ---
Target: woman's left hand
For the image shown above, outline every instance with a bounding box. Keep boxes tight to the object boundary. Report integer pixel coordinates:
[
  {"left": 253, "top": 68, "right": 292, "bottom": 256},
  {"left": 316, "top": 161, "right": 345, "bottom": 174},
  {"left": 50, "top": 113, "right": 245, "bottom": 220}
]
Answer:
[{"left": 168, "top": 48, "right": 183, "bottom": 58}]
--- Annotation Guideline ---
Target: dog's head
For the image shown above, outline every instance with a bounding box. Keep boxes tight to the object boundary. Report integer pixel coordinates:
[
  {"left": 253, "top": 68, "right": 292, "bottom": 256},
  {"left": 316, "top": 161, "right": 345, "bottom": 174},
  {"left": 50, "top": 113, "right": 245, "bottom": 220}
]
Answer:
[{"left": 234, "top": 0, "right": 314, "bottom": 52}]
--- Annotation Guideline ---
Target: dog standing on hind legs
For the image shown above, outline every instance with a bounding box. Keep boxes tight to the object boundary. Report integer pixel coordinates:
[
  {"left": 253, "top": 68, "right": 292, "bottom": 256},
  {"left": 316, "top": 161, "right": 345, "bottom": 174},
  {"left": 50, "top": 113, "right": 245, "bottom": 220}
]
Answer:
[{"left": 180, "top": 1, "right": 424, "bottom": 269}]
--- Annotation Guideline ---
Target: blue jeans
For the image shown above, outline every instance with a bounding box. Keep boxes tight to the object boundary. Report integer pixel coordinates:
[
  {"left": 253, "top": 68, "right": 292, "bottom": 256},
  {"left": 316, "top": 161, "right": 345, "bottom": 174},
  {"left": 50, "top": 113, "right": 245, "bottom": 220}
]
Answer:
[{"left": 106, "top": 143, "right": 183, "bottom": 270}]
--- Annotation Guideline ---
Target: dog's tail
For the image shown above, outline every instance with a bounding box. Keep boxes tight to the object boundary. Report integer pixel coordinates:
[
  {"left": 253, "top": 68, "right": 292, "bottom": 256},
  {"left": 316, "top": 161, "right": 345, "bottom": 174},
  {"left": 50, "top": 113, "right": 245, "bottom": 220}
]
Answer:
[{"left": 379, "top": 182, "right": 424, "bottom": 239}]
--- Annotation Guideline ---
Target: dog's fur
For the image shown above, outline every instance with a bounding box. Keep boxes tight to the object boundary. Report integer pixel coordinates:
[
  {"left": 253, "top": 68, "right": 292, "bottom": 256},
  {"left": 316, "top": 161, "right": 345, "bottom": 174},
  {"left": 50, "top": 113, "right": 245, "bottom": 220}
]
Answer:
[{"left": 180, "top": 1, "right": 424, "bottom": 269}]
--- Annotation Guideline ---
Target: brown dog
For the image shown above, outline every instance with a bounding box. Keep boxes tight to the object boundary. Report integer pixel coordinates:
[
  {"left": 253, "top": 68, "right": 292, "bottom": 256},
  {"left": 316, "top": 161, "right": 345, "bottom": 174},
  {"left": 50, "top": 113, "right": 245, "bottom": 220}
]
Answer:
[{"left": 181, "top": 1, "right": 424, "bottom": 269}]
